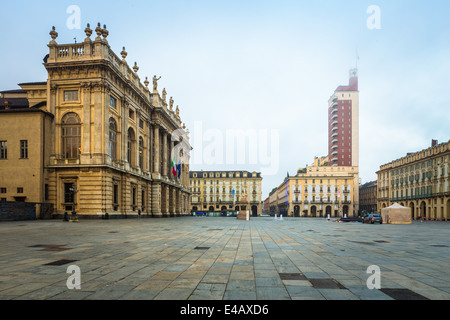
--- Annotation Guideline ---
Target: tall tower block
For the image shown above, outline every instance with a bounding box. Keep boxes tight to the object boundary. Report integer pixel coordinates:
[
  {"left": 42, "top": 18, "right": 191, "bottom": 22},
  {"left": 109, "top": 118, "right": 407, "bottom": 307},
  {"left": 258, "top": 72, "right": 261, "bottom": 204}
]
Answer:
[{"left": 328, "top": 69, "right": 359, "bottom": 167}]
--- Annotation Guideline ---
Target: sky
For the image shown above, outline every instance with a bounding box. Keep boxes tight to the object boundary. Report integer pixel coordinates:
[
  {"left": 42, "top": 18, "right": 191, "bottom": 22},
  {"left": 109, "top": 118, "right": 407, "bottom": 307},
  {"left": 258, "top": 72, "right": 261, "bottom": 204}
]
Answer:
[{"left": 1, "top": 0, "right": 449, "bottom": 199}]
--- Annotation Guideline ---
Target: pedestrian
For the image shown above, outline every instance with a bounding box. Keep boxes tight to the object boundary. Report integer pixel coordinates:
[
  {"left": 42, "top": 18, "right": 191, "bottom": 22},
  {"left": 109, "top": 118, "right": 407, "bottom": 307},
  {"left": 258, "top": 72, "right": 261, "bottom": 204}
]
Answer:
[{"left": 138, "top": 209, "right": 141, "bottom": 219}]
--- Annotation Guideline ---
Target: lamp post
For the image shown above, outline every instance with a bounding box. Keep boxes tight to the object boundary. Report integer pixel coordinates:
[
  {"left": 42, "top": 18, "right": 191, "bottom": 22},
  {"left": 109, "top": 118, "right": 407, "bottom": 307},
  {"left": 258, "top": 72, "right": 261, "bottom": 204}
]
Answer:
[{"left": 69, "top": 183, "right": 78, "bottom": 222}]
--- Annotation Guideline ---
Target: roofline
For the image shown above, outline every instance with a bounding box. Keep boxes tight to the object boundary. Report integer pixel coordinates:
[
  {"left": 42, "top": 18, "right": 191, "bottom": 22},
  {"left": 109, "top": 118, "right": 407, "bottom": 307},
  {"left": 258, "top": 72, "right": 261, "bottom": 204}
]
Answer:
[{"left": 0, "top": 108, "right": 54, "bottom": 118}]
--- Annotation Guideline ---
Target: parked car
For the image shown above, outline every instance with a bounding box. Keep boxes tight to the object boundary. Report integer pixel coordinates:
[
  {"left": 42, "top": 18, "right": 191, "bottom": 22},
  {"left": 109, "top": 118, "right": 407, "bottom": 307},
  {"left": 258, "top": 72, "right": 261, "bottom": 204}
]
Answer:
[{"left": 363, "top": 213, "right": 383, "bottom": 224}]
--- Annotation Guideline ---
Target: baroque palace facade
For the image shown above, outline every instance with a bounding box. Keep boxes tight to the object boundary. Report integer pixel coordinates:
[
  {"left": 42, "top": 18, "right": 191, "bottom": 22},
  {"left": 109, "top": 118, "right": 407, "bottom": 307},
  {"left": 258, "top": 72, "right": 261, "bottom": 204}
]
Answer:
[
  {"left": 189, "top": 171, "right": 263, "bottom": 216},
  {"left": 0, "top": 24, "right": 191, "bottom": 218},
  {"left": 377, "top": 140, "right": 450, "bottom": 220}
]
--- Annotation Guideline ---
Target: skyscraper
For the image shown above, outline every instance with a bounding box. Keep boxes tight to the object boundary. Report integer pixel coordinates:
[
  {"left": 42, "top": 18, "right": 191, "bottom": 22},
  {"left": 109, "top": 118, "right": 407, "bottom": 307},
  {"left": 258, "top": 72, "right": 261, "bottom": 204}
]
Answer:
[{"left": 328, "top": 69, "right": 359, "bottom": 167}]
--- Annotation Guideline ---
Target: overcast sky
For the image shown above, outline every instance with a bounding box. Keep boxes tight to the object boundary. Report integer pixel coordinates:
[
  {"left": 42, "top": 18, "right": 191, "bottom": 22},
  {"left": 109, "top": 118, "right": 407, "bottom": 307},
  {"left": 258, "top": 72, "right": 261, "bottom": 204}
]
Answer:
[{"left": 1, "top": 0, "right": 449, "bottom": 199}]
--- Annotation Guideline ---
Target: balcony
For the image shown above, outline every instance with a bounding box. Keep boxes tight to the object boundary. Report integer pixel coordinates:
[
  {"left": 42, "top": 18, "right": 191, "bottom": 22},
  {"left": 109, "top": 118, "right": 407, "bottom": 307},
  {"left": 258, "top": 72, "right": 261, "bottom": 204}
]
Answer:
[
  {"left": 331, "top": 120, "right": 338, "bottom": 127},
  {"left": 331, "top": 139, "right": 338, "bottom": 144},
  {"left": 331, "top": 151, "right": 338, "bottom": 156},
  {"left": 331, "top": 114, "right": 338, "bottom": 121},
  {"left": 330, "top": 100, "right": 338, "bottom": 108},
  {"left": 331, "top": 145, "right": 338, "bottom": 150},
  {"left": 331, "top": 132, "right": 338, "bottom": 138}
]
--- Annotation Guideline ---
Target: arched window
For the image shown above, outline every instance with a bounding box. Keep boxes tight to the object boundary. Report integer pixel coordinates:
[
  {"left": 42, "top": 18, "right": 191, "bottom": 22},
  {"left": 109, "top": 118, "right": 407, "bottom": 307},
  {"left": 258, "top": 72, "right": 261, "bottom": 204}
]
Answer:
[
  {"left": 139, "top": 136, "right": 144, "bottom": 170},
  {"left": 109, "top": 118, "right": 118, "bottom": 161},
  {"left": 127, "top": 128, "right": 135, "bottom": 166},
  {"left": 61, "top": 112, "right": 81, "bottom": 159}
]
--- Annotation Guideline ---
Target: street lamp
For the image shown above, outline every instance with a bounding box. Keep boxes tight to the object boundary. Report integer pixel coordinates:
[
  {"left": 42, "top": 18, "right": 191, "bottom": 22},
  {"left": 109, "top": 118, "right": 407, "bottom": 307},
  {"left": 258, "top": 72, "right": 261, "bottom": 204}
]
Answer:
[{"left": 69, "top": 183, "right": 78, "bottom": 222}]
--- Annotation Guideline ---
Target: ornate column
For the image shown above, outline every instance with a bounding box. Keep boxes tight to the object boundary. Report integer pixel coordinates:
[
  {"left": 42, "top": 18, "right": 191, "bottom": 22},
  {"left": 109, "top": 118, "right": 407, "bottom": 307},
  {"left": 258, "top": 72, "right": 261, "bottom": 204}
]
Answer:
[
  {"left": 163, "top": 185, "right": 169, "bottom": 216},
  {"left": 80, "top": 82, "right": 91, "bottom": 164},
  {"left": 170, "top": 139, "right": 175, "bottom": 180},
  {"left": 147, "top": 121, "right": 152, "bottom": 173},
  {"left": 162, "top": 131, "right": 168, "bottom": 178},
  {"left": 136, "top": 110, "right": 141, "bottom": 171},
  {"left": 174, "top": 188, "right": 178, "bottom": 216},
  {"left": 49, "top": 84, "right": 57, "bottom": 162},
  {"left": 151, "top": 122, "right": 162, "bottom": 217},
  {"left": 176, "top": 189, "right": 181, "bottom": 216},
  {"left": 153, "top": 124, "right": 160, "bottom": 174},
  {"left": 121, "top": 98, "right": 129, "bottom": 165},
  {"left": 92, "top": 81, "right": 104, "bottom": 164}
]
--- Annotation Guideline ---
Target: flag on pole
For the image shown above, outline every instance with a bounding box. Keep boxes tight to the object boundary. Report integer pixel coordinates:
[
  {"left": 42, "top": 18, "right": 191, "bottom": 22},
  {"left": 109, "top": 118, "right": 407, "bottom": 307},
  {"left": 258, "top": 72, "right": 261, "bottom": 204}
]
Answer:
[
  {"left": 177, "top": 159, "right": 181, "bottom": 179},
  {"left": 171, "top": 156, "right": 177, "bottom": 177}
]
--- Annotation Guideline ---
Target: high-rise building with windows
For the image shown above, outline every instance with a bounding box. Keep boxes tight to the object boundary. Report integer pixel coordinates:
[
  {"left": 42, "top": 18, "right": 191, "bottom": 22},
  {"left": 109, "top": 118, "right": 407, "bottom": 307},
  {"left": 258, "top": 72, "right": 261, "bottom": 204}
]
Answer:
[
  {"left": 328, "top": 69, "right": 359, "bottom": 167},
  {"left": 263, "top": 69, "right": 361, "bottom": 218}
]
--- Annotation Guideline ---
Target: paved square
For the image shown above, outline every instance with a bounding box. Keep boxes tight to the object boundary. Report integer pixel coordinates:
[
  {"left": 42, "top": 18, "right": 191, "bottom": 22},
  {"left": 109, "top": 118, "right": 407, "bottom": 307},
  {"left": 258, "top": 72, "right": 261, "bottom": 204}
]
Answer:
[{"left": 0, "top": 217, "right": 449, "bottom": 300}]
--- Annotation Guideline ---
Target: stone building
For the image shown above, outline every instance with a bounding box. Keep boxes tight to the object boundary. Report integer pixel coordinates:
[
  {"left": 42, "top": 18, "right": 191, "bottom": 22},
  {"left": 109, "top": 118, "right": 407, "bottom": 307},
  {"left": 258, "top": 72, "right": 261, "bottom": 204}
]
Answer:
[
  {"left": 377, "top": 140, "right": 449, "bottom": 220},
  {"left": 359, "top": 181, "right": 378, "bottom": 214},
  {"left": 264, "top": 158, "right": 359, "bottom": 217},
  {"left": 0, "top": 24, "right": 191, "bottom": 218},
  {"left": 189, "top": 171, "right": 263, "bottom": 216}
]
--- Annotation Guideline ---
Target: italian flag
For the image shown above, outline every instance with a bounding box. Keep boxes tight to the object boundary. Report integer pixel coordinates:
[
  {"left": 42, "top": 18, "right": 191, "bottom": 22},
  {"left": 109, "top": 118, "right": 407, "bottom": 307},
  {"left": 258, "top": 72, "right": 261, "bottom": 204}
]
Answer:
[{"left": 171, "top": 156, "right": 177, "bottom": 177}]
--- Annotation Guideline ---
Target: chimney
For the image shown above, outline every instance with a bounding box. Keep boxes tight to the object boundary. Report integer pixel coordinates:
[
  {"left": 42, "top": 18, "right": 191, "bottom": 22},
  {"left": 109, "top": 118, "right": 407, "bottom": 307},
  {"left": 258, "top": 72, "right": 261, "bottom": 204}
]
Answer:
[{"left": 432, "top": 139, "right": 438, "bottom": 147}]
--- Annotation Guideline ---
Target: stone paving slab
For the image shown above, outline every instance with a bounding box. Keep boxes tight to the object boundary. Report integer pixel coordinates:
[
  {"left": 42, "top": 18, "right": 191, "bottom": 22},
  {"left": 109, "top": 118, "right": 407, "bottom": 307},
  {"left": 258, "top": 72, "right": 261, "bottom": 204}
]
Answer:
[{"left": 0, "top": 217, "right": 449, "bottom": 300}]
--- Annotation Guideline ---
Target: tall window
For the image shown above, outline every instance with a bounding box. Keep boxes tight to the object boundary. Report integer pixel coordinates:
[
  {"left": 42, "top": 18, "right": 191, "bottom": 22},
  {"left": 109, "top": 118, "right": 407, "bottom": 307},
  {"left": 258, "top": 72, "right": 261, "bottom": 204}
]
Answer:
[
  {"left": 20, "top": 140, "right": 28, "bottom": 159},
  {"left": 139, "top": 137, "right": 144, "bottom": 170},
  {"left": 127, "top": 128, "right": 135, "bottom": 166},
  {"left": 110, "top": 95, "right": 117, "bottom": 109},
  {"left": 64, "top": 183, "right": 75, "bottom": 206},
  {"left": 141, "top": 189, "right": 145, "bottom": 211},
  {"left": 132, "top": 186, "right": 137, "bottom": 209},
  {"left": 61, "top": 113, "right": 81, "bottom": 159},
  {"left": 113, "top": 184, "right": 119, "bottom": 210},
  {"left": 0, "top": 141, "right": 6, "bottom": 159},
  {"left": 109, "top": 118, "right": 118, "bottom": 161},
  {"left": 64, "top": 90, "right": 79, "bottom": 102}
]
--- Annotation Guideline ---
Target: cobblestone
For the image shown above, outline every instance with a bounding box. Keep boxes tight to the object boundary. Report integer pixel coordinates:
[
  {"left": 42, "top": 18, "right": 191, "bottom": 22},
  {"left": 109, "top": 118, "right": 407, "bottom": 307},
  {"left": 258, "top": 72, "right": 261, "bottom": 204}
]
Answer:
[{"left": 0, "top": 217, "right": 449, "bottom": 300}]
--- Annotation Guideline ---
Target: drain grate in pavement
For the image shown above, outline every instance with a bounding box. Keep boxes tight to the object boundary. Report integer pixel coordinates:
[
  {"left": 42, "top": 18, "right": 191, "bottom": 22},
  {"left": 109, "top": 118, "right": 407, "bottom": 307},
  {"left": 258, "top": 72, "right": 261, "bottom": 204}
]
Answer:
[
  {"left": 380, "top": 288, "right": 429, "bottom": 300},
  {"left": 44, "top": 259, "right": 78, "bottom": 266},
  {"left": 350, "top": 241, "right": 375, "bottom": 246},
  {"left": 29, "top": 244, "right": 69, "bottom": 251},
  {"left": 309, "top": 279, "right": 346, "bottom": 289},
  {"left": 194, "top": 246, "right": 210, "bottom": 250},
  {"left": 279, "top": 273, "right": 307, "bottom": 280}
]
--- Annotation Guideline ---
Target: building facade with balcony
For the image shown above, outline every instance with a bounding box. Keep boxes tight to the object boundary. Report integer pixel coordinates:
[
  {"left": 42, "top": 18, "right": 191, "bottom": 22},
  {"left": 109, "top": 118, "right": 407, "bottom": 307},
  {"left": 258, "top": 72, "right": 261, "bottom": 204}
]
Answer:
[
  {"left": 263, "top": 159, "right": 359, "bottom": 217},
  {"left": 359, "top": 180, "right": 378, "bottom": 214},
  {"left": 189, "top": 171, "right": 262, "bottom": 216},
  {"left": 0, "top": 24, "right": 191, "bottom": 218},
  {"left": 328, "top": 69, "right": 359, "bottom": 167},
  {"left": 376, "top": 140, "right": 450, "bottom": 220}
]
